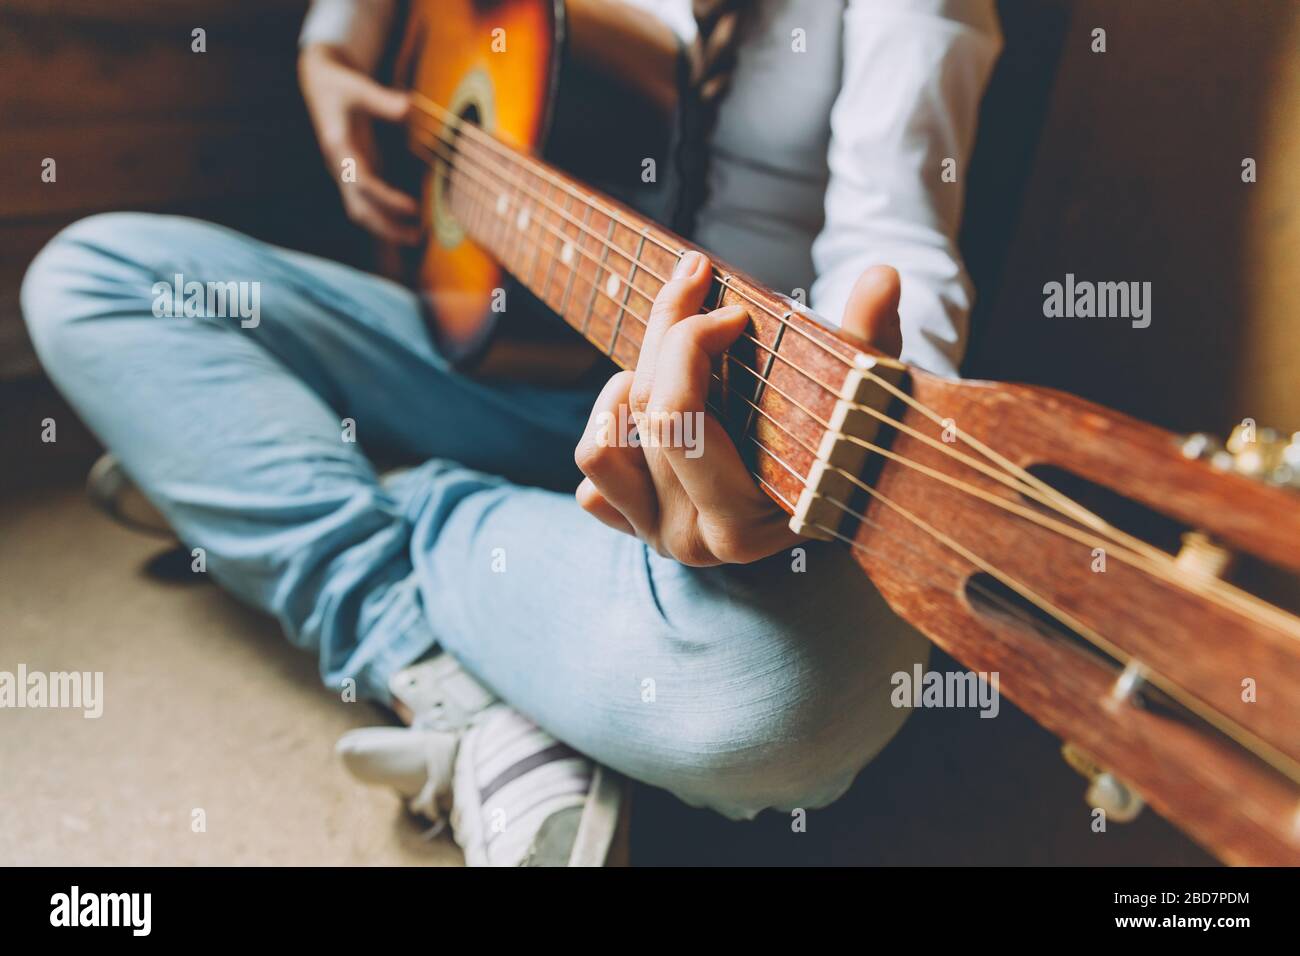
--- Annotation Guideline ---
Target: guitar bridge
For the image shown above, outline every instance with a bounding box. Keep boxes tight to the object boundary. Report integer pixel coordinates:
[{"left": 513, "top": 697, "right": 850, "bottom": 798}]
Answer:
[{"left": 789, "top": 354, "right": 905, "bottom": 540}]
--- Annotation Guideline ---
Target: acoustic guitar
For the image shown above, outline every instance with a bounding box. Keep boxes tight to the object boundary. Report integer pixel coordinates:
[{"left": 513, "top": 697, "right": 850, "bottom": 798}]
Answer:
[{"left": 383, "top": 0, "right": 1300, "bottom": 864}]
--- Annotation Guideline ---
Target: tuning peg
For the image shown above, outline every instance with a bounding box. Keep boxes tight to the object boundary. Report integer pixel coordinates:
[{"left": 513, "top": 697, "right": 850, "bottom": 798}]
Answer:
[
  {"left": 1180, "top": 426, "right": 1300, "bottom": 490},
  {"left": 1087, "top": 772, "right": 1146, "bottom": 823},
  {"left": 1061, "top": 743, "right": 1146, "bottom": 824},
  {"left": 1175, "top": 530, "right": 1234, "bottom": 579}
]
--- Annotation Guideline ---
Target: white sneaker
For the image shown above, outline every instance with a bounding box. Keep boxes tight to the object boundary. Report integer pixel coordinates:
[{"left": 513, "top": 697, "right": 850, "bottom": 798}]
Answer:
[
  {"left": 336, "top": 655, "right": 624, "bottom": 866},
  {"left": 451, "top": 704, "right": 625, "bottom": 867},
  {"left": 336, "top": 652, "right": 496, "bottom": 831}
]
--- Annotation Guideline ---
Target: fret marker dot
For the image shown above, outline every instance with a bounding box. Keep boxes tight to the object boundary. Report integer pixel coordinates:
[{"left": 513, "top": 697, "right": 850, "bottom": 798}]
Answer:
[
  {"left": 560, "top": 242, "right": 575, "bottom": 265},
  {"left": 516, "top": 207, "right": 530, "bottom": 230},
  {"left": 496, "top": 194, "right": 508, "bottom": 216},
  {"left": 605, "top": 273, "right": 620, "bottom": 299}
]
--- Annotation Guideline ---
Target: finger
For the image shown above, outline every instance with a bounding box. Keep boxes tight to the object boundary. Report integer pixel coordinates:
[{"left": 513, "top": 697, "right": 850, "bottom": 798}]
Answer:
[
  {"left": 573, "top": 371, "right": 659, "bottom": 537},
  {"left": 349, "top": 74, "right": 412, "bottom": 124},
  {"left": 629, "top": 250, "right": 710, "bottom": 416},
  {"left": 840, "top": 265, "right": 902, "bottom": 358},
  {"left": 644, "top": 304, "right": 761, "bottom": 516},
  {"left": 663, "top": 416, "right": 804, "bottom": 564},
  {"left": 574, "top": 479, "right": 636, "bottom": 537}
]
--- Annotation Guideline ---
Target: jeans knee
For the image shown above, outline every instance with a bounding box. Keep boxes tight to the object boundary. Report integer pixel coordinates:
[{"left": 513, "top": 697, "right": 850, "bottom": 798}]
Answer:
[
  {"left": 21, "top": 213, "right": 168, "bottom": 367},
  {"left": 646, "top": 606, "right": 925, "bottom": 817}
]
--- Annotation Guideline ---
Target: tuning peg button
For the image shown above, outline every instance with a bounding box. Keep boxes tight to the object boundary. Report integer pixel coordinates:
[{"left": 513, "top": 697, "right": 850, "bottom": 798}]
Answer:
[
  {"left": 1061, "top": 743, "right": 1146, "bottom": 824},
  {"left": 1087, "top": 772, "right": 1146, "bottom": 824},
  {"left": 1180, "top": 429, "right": 1300, "bottom": 490}
]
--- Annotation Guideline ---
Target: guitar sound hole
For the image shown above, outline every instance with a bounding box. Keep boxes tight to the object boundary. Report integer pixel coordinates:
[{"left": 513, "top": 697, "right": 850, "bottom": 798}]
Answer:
[{"left": 440, "top": 103, "right": 482, "bottom": 204}]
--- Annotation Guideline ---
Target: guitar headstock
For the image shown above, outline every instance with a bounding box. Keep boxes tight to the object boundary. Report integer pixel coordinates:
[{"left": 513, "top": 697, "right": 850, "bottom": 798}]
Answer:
[{"left": 839, "top": 367, "right": 1300, "bottom": 865}]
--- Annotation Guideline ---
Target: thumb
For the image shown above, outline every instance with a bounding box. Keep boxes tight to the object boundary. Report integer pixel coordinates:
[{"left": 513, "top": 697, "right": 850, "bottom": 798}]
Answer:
[
  {"left": 841, "top": 265, "right": 903, "bottom": 359},
  {"left": 352, "top": 75, "right": 411, "bottom": 124}
]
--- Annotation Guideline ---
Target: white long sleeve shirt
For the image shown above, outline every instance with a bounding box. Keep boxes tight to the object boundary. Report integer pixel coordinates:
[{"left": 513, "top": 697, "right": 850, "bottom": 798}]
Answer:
[{"left": 301, "top": 0, "right": 1001, "bottom": 376}]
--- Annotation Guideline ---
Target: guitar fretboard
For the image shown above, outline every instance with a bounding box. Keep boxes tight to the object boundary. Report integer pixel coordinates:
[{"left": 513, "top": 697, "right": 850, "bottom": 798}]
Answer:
[{"left": 443, "top": 131, "right": 686, "bottom": 371}]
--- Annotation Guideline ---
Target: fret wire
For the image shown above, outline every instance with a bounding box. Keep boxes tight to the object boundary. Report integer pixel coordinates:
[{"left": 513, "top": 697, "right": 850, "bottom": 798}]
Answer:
[
  {"left": 560, "top": 202, "right": 592, "bottom": 319},
  {"left": 512, "top": 160, "right": 534, "bottom": 280},
  {"left": 609, "top": 226, "right": 648, "bottom": 358},
  {"left": 474, "top": 137, "right": 510, "bottom": 262},
  {"left": 517, "top": 165, "right": 538, "bottom": 287},
  {"left": 464, "top": 161, "right": 490, "bottom": 257},
  {"left": 543, "top": 187, "right": 571, "bottom": 311},
  {"left": 583, "top": 215, "right": 618, "bottom": 338},
  {"left": 496, "top": 144, "right": 525, "bottom": 275},
  {"left": 574, "top": 206, "right": 597, "bottom": 336},
  {"left": 525, "top": 167, "right": 548, "bottom": 290},
  {"left": 460, "top": 138, "right": 495, "bottom": 257},
  {"left": 745, "top": 318, "right": 786, "bottom": 438}
]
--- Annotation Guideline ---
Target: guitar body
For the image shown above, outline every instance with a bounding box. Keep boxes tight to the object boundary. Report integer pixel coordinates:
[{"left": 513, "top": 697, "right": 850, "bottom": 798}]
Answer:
[{"left": 385, "top": 0, "right": 682, "bottom": 382}]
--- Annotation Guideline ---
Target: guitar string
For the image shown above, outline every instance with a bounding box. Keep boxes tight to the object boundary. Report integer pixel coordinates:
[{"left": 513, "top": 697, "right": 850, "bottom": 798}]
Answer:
[
  {"left": 405, "top": 117, "right": 1300, "bottom": 642},
  {"left": 397, "top": 128, "right": 1300, "bottom": 785},
  {"left": 408, "top": 125, "right": 1300, "bottom": 641}
]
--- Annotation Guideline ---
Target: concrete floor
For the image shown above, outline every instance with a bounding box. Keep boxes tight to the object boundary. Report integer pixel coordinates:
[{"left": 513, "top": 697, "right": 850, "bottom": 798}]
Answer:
[{"left": 0, "top": 485, "right": 462, "bottom": 866}]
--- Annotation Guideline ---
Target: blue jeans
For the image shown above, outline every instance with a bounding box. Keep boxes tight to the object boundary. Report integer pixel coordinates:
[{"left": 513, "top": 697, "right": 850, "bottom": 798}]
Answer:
[{"left": 21, "top": 213, "right": 928, "bottom": 818}]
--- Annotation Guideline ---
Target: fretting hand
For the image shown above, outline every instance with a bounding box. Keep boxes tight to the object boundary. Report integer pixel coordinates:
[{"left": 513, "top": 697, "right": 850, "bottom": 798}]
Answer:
[{"left": 574, "top": 251, "right": 904, "bottom": 566}]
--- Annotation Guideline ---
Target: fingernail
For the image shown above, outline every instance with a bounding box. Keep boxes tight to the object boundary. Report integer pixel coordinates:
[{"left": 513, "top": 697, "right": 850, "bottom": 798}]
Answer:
[
  {"left": 674, "top": 251, "right": 702, "bottom": 279},
  {"left": 713, "top": 304, "right": 747, "bottom": 322}
]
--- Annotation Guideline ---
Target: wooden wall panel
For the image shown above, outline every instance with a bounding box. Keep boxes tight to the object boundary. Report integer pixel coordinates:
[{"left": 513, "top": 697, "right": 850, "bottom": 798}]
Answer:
[
  {"left": 964, "top": 0, "right": 1300, "bottom": 438},
  {"left": 0, "top": 1, "right": 308, "bottom": 125},
  {"left": 0, "top": 0, "right": 365, "bottom": 381}
]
